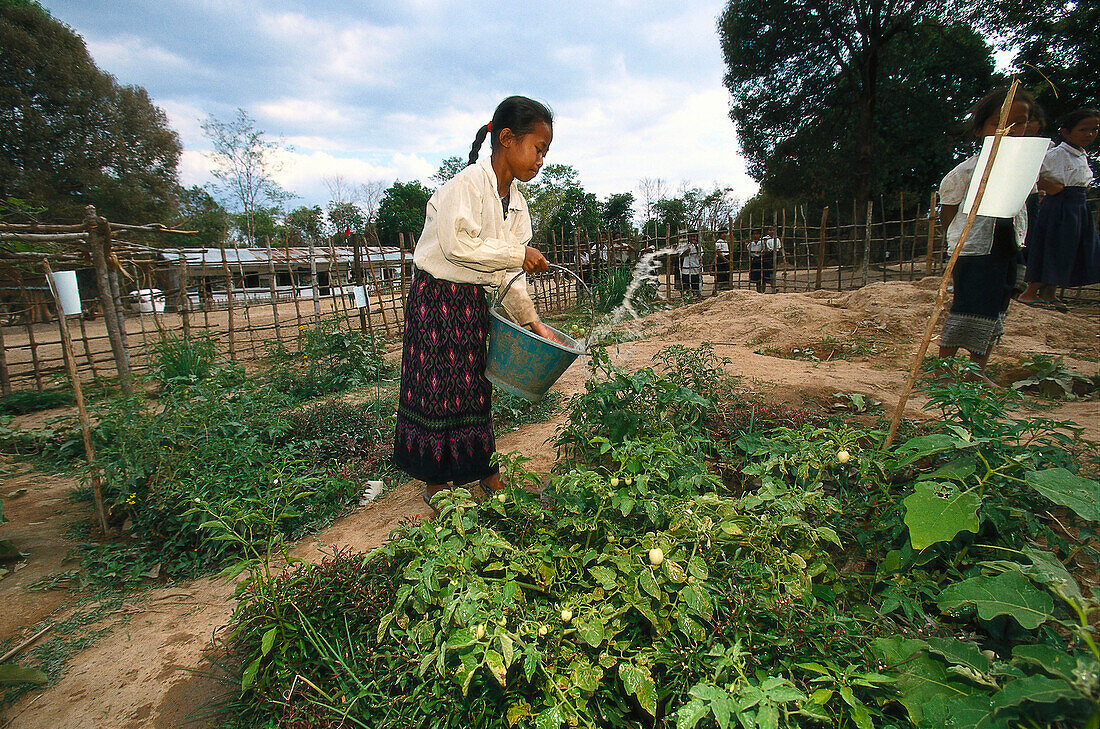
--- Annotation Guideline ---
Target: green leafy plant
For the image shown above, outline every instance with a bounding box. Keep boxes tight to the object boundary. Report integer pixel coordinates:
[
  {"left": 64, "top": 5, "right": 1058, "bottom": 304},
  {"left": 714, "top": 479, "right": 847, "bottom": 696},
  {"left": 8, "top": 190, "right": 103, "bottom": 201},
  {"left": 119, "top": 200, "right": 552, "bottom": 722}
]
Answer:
[
  {"left": 266, "top": 319, "right": 389, "bottom": 402},
  {"left": 1012, "top": 353, "right": 1097, "bottom": 400}
]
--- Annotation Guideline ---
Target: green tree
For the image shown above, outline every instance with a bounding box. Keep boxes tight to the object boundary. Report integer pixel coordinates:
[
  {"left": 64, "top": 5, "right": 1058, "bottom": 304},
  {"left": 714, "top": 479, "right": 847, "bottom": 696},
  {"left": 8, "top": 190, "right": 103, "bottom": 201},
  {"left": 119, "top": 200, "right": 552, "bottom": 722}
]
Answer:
[
  {"left": 653, "top": 197, "right": 688, "bottom": 231},
  {"left": 202, "top": 109, "right": 291, "bottom": 247},
  {"left": 327, "top": 201, "right": 366, "bottom": 236},
  {"left": 0, "top": 0, "right": 182, "bottom": 222},
  {"left": 375, "top": 181, "right": 432, "bottom": 247},
  {"left": 718, "top": 0, "right": 992, "bottom": 210},
  {"left": 993, "top": 0, "right": 1098, "bottom": 135},
  {"left": 169, "top": 185, "right": 229, "bottom": 248},
  {"left": 601, "top": 192, "right": 635, "bottom": 232},
  {"left": 430, "top": 156, "right": 467, "bottom": 185},
  {"left": 523, "top": 164, "right": 601, "bottom": 240}
]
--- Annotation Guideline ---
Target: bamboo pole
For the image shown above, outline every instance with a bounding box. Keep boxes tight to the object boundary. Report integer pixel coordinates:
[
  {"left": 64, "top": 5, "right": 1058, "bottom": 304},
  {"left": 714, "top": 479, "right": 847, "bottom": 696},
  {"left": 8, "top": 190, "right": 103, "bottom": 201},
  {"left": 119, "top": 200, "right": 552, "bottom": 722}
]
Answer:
[
  {"left": 15, "top": 278, "right": 43, "bottom": 390},
  {"left": 814, "top": 207, "right": 829, "bottom": 289},
  {"left": 285, "top": 235, "right": 304, "bottom": 348},
  {"left": 199, "top": 247, "right": 211, "bottom": 331},
  {"left": 177, "top": 251, "right": 191, "bottom": 340},
  {"left": 0, "top": 320, "right": 11, "bottom": 395},
  {"left": 308, "top": 235, "right": 321, "bottom": 323},
  {"left": 233, "top": 253, "right": 258, "bottom": 359},
  {"left": 130, "top": 263, "right": 152, "bottom": 369},
  {"left": 43, "top": 260, "right": 108, "bottom": 535},
  {"left": 76, "top": 312, "right": 99, "bottom": 381},
  {"left": 86, "top": 207, "right": 133, "bottom": 392},
  {"left": 219, "top": 241, "right": 237, "bottom": 362},
  {"left": 264, "top": 236, "right": 283, "bottom": 345},
  {"left": 886, "top": 80, "right": 1021, "bottom": 447},
  {"left": 362, "top": 240, "right": 391, "bottom": 337}
]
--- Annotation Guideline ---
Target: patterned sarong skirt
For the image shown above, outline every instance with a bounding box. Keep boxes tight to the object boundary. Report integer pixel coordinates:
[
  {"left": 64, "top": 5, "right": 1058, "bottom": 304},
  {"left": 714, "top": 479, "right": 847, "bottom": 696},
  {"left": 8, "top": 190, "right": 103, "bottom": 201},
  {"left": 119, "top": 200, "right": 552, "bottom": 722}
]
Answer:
[
  {"left": 393, "top": 269, "right": 497, "bottom": 485},
  {"left": 940, "top": 218, "right": 1017, "bottom": 355}
]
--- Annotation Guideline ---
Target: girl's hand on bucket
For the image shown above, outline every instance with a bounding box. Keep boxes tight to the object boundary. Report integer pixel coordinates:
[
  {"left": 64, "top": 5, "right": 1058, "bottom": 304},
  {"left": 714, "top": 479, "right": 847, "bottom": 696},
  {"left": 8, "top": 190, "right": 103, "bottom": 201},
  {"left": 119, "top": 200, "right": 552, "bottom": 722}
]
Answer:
[
  {"left": 529, "top": 320, "right": 564, "bottom": 345},
  {"left": 522, "top": 246, "right": 549, "bottom": 273}
]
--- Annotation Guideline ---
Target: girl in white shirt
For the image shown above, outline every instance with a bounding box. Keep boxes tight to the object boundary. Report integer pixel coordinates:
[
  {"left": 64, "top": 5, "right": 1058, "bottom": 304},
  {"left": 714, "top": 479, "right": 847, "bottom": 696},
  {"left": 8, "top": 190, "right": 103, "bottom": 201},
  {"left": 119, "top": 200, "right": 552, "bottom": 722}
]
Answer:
[
  {"left": 1019, "top": 108, "right": 1100, "bottom": 306},
  {"left": 937, "top": 87, "right": 1035, "bottom": 381},
  {"left": 394, "top": 96, "right": 557, "bottom": 508}
]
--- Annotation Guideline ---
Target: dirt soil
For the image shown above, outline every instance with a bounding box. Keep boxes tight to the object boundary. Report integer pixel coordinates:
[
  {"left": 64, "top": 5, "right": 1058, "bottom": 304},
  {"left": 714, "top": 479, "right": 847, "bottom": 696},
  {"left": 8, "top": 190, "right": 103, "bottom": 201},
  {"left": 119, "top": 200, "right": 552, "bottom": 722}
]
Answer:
[{"left": 1, "top": 279, "right": 1097, "bottom": 728}]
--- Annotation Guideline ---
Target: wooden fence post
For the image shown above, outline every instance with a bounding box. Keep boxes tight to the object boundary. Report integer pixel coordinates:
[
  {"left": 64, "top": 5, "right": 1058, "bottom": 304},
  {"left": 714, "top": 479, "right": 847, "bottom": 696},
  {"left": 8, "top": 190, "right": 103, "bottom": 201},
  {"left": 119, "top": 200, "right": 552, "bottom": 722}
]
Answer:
[
  {"left": 861, "top": 200, "right": 873, "bottom": 288},
  {"left": 177, "top": 250, "right": 191, "bottom": 340},
  {"left": 264, "top": 236, "right": 283, "bottom": 345},
  {"left": 85, "top": 206, "right": 134, "bottom": 393},
  {"left": 43, "top": 259, "right": 108, "bottom": 535},
  {"left": 219, "top": 240, "right": 237, "bottom": 362},
  {"left": 814, "top": 207, "right": 829, "bottom": 289}
]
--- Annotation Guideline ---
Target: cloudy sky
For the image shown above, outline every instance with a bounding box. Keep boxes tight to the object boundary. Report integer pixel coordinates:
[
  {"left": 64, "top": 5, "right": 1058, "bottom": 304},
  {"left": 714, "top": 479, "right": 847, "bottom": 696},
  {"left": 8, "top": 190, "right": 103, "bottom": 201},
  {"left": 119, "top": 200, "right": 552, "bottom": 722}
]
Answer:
[{"left": 46, "top": 1, "right": 758, "bottom": 210}]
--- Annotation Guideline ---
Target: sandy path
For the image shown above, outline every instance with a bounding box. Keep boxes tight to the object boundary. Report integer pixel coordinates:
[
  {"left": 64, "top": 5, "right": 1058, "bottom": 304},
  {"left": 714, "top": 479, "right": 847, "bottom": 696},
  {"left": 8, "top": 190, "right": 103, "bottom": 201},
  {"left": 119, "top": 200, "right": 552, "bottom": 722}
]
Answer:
[{"left": 1, "top": 280, "right": 1096, "bottom": 728}]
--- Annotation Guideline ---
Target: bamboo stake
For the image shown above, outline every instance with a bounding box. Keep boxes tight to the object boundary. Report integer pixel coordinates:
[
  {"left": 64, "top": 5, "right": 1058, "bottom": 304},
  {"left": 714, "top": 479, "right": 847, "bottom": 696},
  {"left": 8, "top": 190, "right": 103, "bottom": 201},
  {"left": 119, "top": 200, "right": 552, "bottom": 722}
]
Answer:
[
  {"left": 76, "top": 313, "right": 99, "bottom": 380},
  {"left": 286, "top": 236, "right": 304, "bottom": 349},
  {"left": 0, "top": 624, "right": 54, "bottom": 665},
  {"left": 265, "top": 236, "right": 283, "bottom": 345},
  {"left": 177, "top": 251, "right": 191, "bottom": 340},
  {"left": 362, "top": 240, "right": 391, "bottom": 336},
  {"left": 86, "top": 208, "right": 133, "bottom": 392},
  {"left": 233, "top": 253, "right": 258, "bottom": 359},
  {"left": 0, "top": 320, "right": 11, "bottom": 395},
  {"left": 815, "top": 207, "right": 829, "bottom": 289},
  {"left": 199, "top": 247, "right": 211, "bottom": 331},
  {"left": 130, "top": 263, "right": 151, "bottom": 370},
  {"left": 308, "top": 235, "right": 321, "bottom": 323},
  {"left": 219, "top": 241, "right": 237, "bottom": 362},
  {"left": 43, "top": 260, "right": 108, "bottom": 535},
  {"left": 14, "top": 278, "right": 44, "bottom": 390},
  {"left": 886, "top": 80, "right": 1021, "bottom": 447}
]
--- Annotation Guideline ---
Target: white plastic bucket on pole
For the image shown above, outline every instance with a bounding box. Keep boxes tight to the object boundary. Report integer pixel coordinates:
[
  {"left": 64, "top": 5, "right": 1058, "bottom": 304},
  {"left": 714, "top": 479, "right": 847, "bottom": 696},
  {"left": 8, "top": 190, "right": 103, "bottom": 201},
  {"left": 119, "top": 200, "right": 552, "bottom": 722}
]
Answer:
[{"left": 49, "top": 270, "right": 82, "bottom": 315}]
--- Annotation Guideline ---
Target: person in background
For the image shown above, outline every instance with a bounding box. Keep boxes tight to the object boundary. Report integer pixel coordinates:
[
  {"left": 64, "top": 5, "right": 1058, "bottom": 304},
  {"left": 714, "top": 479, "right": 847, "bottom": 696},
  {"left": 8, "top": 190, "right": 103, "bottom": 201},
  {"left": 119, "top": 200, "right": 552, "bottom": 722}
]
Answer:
[
  {"left": 714, "top": 234, "right": 730, "bottom": 292},
  {"left": 748, "top": 227, "right": 781, "bottom": 293},
  {"left": 1016, "top": 104, "right": 1049, "bottom": 300},
  {"left": 678, "top": 231, "right": 703, "bottom": 298},
  {"left": 936, "top": 87, "right": 1035, "bottom": 383},
  {"left": 1018, "top": 108, "right": 1100, "bottom": 309},
  {"left": 393, "top": 95, "right": 558, "bottom": 511}
]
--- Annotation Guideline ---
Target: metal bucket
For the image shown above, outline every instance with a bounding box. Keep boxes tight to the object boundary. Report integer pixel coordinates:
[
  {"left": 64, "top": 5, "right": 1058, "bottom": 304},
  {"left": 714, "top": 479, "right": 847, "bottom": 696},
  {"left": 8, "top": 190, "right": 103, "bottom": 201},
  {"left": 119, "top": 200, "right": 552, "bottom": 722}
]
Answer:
[{"left": 485, "top": 265, "right": 590, "bottom": 401}]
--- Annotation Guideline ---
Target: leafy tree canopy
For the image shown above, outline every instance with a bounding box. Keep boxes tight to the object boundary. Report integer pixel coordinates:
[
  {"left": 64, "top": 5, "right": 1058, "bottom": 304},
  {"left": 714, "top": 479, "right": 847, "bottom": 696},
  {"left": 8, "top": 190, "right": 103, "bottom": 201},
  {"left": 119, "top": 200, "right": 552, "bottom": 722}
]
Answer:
[
  {"left": 523, "top": 164, "right": 601, "bottom": 241},
  {"left": 168, "top": 185, "right": 229, "bottom": 248},
  {"left": 719, "top": 0, "right": 998, "bottom": 207},
  {"left": 601, "top": 192, "right": 635, "bottom": 233},
  {"left": 993, "top": 0, "right": 1098, "bottom": 140},
  {"left": 0, "top": 0, "right": 182, "bottom": 222},
  {"left": 375, "top": 181, "right": 432, "bottom": 247},
  {"left": 328, "top": 201, "right": 366, "bottom": 236},
  {"left": 286, "top": 205, "right": 324, "bottom": 238},
  {"left": 430, "top": 156, "right": 467, "bottom": 185}
]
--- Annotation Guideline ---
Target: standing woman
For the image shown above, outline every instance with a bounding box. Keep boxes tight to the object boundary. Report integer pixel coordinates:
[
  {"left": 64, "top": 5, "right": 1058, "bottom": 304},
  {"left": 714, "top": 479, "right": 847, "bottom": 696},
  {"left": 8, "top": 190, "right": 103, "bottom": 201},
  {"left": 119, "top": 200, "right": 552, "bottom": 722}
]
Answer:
[
  {"left": 1018, "top": 108, "right": 1100, "bottom": 308},
  {"left": 393, "top": 96, "right": 558, "bottom": 508}
]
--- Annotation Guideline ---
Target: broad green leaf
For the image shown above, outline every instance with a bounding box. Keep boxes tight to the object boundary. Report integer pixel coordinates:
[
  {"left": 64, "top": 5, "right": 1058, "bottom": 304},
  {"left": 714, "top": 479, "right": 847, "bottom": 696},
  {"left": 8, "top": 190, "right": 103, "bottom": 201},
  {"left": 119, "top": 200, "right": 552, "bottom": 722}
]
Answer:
[
  {"left": 570, "top": 658, "right": 602, "bottom": 693},
  {"left": 506, "top": 702, "right": 532, "bottom": 727},
  {"left": 639, "top": 569, "right": 661, "bottom": 599},
  {"left": 446, "top": 628, "right": 477, "bottom": 650},
  {"left": 588, "top": 565, "right": 617, "bottom": 587},
  {"left": 676, "top": 699, "right": 709, "bottom": 729},
  {"left": 871, "top": 637, "right": 975, "bottom": 725},
  {"left": 1025, "top": 469, "right": 1100, "bottom": 522},
  {"left": 894, "top": 433, "right": 966, "bottom": 464},
  {"left": 992, "top": 675, "right": 1080, "bottom": 709},
  {"left": 619, "top": 661, "right": 657, "bottom": 716},
  {"left": 921, "top": 457, "right": 977, "bottom": 483},
  {"left": 937, "top": 571, "right": 1054, "bottom": 630},
  {"left": 903, "top": 482, "right": 981, "bottom": 550},
  {"left": 535, "top": 706, "right": 564, "bottom": 729},
  {"left": 918, "top": 694, "right": 1008, "bottom": 729},
  {"left": 927, "top": 637, "right": 991, "bottom": 674},
  {"left": 576, "top": 619, "right": 605, "bottom": 648},
  {"left": 1012, "top": 644, "right": 1094, "bottom": 684},
  {"left": 0, "top": 664, "right": 48, "bottom": 685},
  {"left": 687, "top": 554, "right": 709, "bottom": 580},
  {"left": 680, "top": 583, "right": 712, "bottom": 618},
  {"left": 499, "top": 634, "right": 514, "bottom": 669},
  {"left": 240, "top": 656, "right": 261, "bottom": 691},
  {"left": 484, "top": 649, "right": 507, "bottom": 687},
  {"left": 1022, "top": 546, "right": 1085, "bottom": 604},
  {"left": 260, "top": 627, "right": 277, "bottom": 657},
  {"left": 757, "top": 702, "right": 779, "bottom": 729}
]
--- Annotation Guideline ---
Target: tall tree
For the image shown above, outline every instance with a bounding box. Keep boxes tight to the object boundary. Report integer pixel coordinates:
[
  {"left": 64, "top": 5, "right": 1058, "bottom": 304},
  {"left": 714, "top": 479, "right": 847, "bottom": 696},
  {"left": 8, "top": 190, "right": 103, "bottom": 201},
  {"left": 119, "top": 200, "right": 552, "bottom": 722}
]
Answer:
[
  {"left": 375, "top": 181, "right": 432, "bottom": 247},
  {"left": 169, "top": 185, "right": 229, "bottom": 248},
  {"left": 992, "top": 0, "right": 1097, "bottom": 136},
  {"left": 0, "top": 0, "right": 181, "bottom": 222},
  {"left": 601, "top": 192, "right": 636, "bottom": 233},
  {"left": 718, "top": 0, "right": 990, "bottom": 210},
  {"left": 430, "top": 156, "right": 467, "bottom": 185},
  {"left": 523, "top": 164, "right": 601, "bottom": 241},
  {"left": 328, "top": 200, "right": 366, "bottom": 236},
  {"left": 201, "top": 109, "right": 290, "bottom": 246}
]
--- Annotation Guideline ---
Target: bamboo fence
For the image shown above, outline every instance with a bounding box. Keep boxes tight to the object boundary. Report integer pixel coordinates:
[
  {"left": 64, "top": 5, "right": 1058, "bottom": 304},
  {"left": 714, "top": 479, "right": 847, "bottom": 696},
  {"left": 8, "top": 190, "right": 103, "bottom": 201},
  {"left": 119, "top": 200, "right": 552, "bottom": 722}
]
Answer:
[{"left": 2, "top": 192, "right": 1097, "bottom": 393}]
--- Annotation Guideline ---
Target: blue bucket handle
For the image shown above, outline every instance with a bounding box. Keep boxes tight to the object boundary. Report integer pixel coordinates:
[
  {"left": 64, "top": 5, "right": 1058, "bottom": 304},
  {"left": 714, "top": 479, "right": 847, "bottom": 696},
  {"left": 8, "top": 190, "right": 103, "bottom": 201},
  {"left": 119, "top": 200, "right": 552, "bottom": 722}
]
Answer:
[{"left": 494, "top": 263, "right": 595, "bottom": 350}]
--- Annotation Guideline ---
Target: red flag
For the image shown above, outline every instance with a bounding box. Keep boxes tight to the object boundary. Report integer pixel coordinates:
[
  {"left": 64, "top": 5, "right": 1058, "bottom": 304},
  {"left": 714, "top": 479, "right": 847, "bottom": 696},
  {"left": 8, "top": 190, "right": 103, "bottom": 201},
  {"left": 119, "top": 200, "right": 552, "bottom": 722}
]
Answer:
[{"left": 344, "top": 226, "right": 351, "bottom": 237}]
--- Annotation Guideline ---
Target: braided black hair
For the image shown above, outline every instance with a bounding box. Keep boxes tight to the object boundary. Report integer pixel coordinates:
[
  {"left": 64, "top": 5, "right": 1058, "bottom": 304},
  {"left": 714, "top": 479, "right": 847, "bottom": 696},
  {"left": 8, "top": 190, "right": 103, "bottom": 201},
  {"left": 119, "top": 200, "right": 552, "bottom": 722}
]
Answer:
[{"left": 467, "top": 96, "right": 554, "bottom": 166}]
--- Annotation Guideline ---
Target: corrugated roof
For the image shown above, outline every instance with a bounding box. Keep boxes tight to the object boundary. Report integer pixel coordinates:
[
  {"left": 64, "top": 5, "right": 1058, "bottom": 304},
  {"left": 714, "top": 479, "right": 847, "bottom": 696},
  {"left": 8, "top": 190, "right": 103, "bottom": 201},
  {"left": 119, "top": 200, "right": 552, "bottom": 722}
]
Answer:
[{"left": 158, "top": 246, "right": 405, "bottom": 266}]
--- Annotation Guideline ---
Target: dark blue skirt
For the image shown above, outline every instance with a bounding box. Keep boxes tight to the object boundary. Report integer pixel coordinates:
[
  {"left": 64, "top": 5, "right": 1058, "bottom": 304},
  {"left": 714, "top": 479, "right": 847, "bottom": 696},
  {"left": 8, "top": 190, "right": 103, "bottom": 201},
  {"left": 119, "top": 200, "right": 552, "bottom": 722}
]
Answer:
[
  {"left": 393, "top": 269, "right": 497, "bottom": 486},
  {"left": 1025, "top": 186, "right": 1100, "bottom": 287}
]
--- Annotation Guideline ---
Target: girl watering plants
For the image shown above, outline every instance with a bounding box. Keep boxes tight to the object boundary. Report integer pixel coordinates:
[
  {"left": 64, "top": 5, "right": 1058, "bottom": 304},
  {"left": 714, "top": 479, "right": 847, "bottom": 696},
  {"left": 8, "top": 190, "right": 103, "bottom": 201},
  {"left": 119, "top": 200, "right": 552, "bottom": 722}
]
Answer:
[
  {"left": 393, "top": 95, "right": 559, "bottom": 510},
  {"left": 1018, "top": 108, "right": 1100, "bottom": 308},
  {"left": 936, "top": 87, "right": 1036, "bottom": 382}
]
